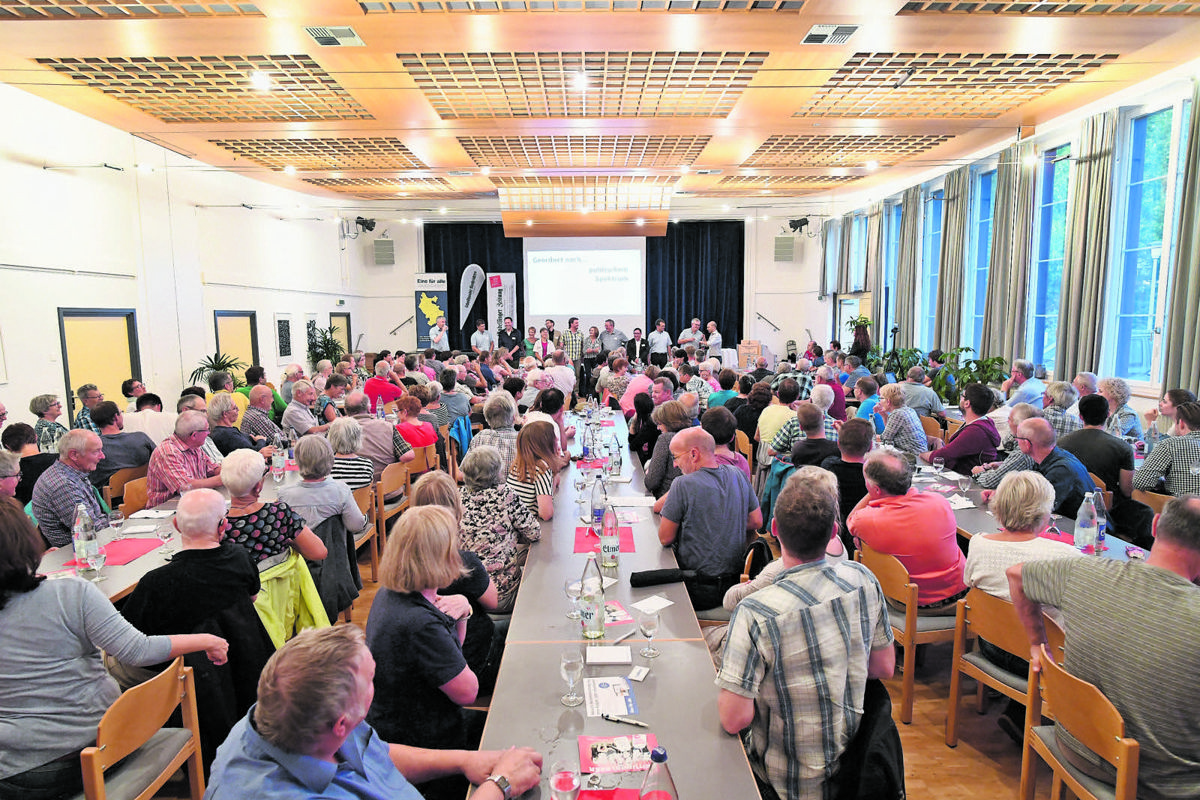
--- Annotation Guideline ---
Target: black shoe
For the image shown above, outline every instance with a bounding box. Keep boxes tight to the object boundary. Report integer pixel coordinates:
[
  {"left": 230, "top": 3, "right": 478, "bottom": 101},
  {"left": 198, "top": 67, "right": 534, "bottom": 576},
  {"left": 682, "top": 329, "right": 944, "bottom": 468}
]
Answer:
[{"left": 997, "top": 713, "right": 1023, "bottom": 745}]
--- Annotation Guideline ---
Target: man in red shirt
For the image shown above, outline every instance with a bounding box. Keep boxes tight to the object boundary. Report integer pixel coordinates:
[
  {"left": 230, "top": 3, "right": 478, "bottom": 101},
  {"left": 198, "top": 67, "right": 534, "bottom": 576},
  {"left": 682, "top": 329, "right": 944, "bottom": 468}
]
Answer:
[
  {"left": 847, "top": 447, "right": 967, "bottom": 615},
  {"left": 363, "top": 361, "right": 405, "bottom": 414}
]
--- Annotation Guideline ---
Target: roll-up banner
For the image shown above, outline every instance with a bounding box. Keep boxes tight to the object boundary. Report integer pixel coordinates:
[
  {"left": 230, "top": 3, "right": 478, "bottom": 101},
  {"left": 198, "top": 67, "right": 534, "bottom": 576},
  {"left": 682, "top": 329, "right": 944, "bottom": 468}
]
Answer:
[
  {"left": 459, "top": 263, "right": 486, "bottom": 328},
  {"left": 486, "top": 273, "right": 517, "bottom": 334},
  {"left": 414, "top": 273, "right": 448, "bottom": 350}
]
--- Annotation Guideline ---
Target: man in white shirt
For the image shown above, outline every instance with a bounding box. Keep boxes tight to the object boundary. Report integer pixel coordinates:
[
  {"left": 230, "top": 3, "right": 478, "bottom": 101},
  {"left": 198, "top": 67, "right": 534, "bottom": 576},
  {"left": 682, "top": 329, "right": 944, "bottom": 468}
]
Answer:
[
  {"left": 706, "top": 321, "right": 723, "bottom": 362},
  {"left": 429, "top": 315, "right": 451, "bottom": 356},
  {"left": 470, "top": 319, "right": 495, "bottom": 356},
  {"left": 647, "top": 318, "right": 672, "bottom": 368},
  {"left": 544, "top": 351, "right": 577, "bottom": 399}
]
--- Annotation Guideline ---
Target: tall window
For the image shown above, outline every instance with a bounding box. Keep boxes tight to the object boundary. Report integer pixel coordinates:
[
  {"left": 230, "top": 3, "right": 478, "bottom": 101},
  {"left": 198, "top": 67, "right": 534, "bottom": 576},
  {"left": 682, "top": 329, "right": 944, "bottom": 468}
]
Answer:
[
  {"left": 963, "top": 168, "right": 996, "bottom": 354},
  {"left": 848, "top": 212, "right": 868, "bottom": 293},
  {"left": 1028, "top": 145, "right": 1071, "bottom": 375},
  {"left": 1107, "top": 105, "right": 1181, "bottom": 383},
  {"left": 881, "top": 201, "right": 903, "bottom": 351},
  {"left": 918, "top": 187, "right": 944, "bottom": 350},
  {"left": 823, "top": 219, "right": 841, "bottom": 301}
]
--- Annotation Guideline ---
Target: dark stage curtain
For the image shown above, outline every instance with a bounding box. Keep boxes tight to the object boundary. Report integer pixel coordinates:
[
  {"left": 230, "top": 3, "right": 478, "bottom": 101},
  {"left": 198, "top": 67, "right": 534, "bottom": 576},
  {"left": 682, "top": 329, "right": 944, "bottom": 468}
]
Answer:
[
  {"left": 645, "top": 221, "right": 745, "bottom": 347},
  {"left": 423, "top": 223, "right": 524, "bottom": 352}
]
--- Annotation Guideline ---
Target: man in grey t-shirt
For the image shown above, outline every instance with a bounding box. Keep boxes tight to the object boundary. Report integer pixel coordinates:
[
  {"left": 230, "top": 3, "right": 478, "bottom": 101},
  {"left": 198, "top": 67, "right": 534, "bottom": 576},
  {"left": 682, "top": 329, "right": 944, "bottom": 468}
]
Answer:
[
  {"left": 1008, "top": 494, "right": 1200, "bottom": 800},
  {"left": 900, "top": 366, "right": 945, "bottom": 418},
  {"left": 658, "top": 428, "right": 762, "bottom": 609}
]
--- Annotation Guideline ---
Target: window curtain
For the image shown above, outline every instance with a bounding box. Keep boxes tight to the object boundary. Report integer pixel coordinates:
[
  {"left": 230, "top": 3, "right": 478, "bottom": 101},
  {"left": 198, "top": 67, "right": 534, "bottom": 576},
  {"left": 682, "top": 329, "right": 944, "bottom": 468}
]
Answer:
[
  {"left": 893, "top": 186, "right": 923, "bottom": 349},
  {"left": 819, "top": 218, "right": 839, "bottom": 298},
  {"left": 979, "top": 142, "right": 1037, "bottom": 363},
  {"left": 865, "top": 202, "right": 886, "bottom": 347},
  {"left": 645, "top": 221, "right": 744, "bottom": 346},
  {"left": 1162, "top": 80, "right": 1200, "bottom": 395},
  {"left": 933, "top": 166, "right": 972, "bottom": 351},
  {"left": 1055, "top": 110, "right": 1118, "bottom": 380},
  {"left": 836, "top": 212, "right": 855, "bottom": 294},
  {"left": 423, "top": 223, "right": 524, "bottom": 351}
]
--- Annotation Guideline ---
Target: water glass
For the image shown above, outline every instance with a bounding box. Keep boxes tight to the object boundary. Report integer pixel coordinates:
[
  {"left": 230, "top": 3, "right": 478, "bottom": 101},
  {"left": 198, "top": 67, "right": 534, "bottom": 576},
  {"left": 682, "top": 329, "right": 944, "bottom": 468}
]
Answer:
[
  {"left": 638, "top": 610, "right": 661, "bottom": 659},
  {"left": 560, "top": 648, "right": 584, "bottom": 707},
  {"left": 563, "top": 579, "right": 582, "bottom": 621},
  {"left": 932, "top": 456, "right": 945, "bottom": 476},
  {"left": 107, "top": 510, "right": 125, "bottom": 540},
  {"left": 957, "top": 475, "right": 972, "bottom": 493},
  {"left": 549, "top": 760, "right": 581, "bottom": 800},
  {"left": 156, "top": 520, "right": 176, "bottom": 554},
  {"left": 86, "top": 550, "right": 107, "bottom": 582}
]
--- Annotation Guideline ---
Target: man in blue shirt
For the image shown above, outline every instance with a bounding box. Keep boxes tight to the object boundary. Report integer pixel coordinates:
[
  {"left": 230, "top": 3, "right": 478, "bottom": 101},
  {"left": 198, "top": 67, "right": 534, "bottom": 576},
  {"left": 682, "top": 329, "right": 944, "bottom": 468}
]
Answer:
[
  {"left": 206, "top": 626, "right": 541, "bottom": 800},
  {"left": 1004, "top": 359, "right": 1047, "bottom": 407}
]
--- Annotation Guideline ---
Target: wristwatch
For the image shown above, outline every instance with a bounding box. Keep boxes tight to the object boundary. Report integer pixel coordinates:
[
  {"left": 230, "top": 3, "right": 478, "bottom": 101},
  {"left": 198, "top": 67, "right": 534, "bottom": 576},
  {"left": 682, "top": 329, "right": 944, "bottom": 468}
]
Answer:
[{"left": 485, "top": 774, "right": 512, "bottom": 799}]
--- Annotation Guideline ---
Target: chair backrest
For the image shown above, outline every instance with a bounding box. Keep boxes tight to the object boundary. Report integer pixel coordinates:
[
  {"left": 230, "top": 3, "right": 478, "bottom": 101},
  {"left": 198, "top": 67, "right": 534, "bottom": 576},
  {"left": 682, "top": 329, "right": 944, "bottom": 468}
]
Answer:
[
  {"left": 857, "top": 544, "right": 917, "bottom": 608},
  {"left": 1132, "top": 489, "right": 1170, "bottom": 515},
  {"left": 80, "top": 658, "right": 202, "bottom": 797},
  {"left": 1087, "top": 471, "right": 1107, "bottom": 491},
  {"left": 378, "top": 462, "right": 409, "bottom": 502},
  {"left": 119, "top": 477, "right": 149, "bottom": 516},
  {"left": 958, "top": 588, "right": 1053, "bottom": 661},
  {"left": 734, "top": 429, "right": 753, "bottom": 462},
  {"left": 102, "top": 465, "right": 148, "bottom": 507},
  {"left": 944, "top": 418, "right": 964, "bottom": 439},
  {"left": 1037, "top": 644, "right": 1139, "bottom": 782},
  {"left": 352, "top": 484, "right": 375, "bottom": 522},
  {"left": 919, "top": 415, "right": 943, "bottom": 440},
  {"left": 741, "top": 537, "right": 774, "bottom": 583}
]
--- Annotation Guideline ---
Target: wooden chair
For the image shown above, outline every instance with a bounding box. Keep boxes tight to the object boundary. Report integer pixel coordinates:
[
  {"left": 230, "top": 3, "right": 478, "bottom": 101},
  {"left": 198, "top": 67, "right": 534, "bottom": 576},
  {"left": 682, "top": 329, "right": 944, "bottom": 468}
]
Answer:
[
  {"left": 856, "top": 544, "right": 957, "bottom": 724},
  {"left": 352, "top": 484, "right": 379, "bottom": 583},
  {"left": 1087, "top": 471, "right": 1107, "bottom": 491},
  {"left": 404, "top": 444, "right": 440, "bottom": 496},
  {"left": 1020, "top": 644, "right": 1140, "bottom": 800},
  {"left": 119, "top": 477, "right": 149, "bottom": 517},
  {"left": 375, "top": 461, "right": 410, "bottom": 539},
  {"left": 440, "top": 423, "right": 465, "bottom": 484},
  {"left": 102, "top": 465, "right": 148, "bottom": 508},
  {"left": 382, "top": 400, "right": 399, "bottom": 416},
  {"left": 734, "top": 429, "right": 753, "bottom": 465},
  {"left": 945, "top": 589, "right": 1066, "bottom": 747},
  {"left": 944, "top": 418, "right": 964, "bottom": 439},
  {"left": 79, "top": 658, "right": 205, "bottom": 800},
  {"left": 919, "top": 415, "right": 944, "bottom": 441},
  {"left": 1132, "top": 489, "right": 1170, "bottom": 515}
]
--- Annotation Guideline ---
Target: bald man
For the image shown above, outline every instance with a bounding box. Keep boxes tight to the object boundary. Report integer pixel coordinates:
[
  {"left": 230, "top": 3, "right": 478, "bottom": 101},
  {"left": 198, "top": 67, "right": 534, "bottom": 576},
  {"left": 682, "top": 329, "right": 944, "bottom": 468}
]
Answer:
[
  {"left": 986, "top": 417, "right": 1095, "bottom": 519},
  {"left": 241, "top": 384, "right": 284, "bottom": 444},
  {"left": 658, "top": 428, "right": 762, "bottom": 610}
]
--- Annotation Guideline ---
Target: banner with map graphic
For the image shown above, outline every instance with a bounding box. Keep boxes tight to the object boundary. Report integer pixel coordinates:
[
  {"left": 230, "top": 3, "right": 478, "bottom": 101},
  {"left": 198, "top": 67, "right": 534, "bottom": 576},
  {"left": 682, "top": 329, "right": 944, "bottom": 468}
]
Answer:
[{"left": 414, "top": 274, "right": 449, "bottom": 350}]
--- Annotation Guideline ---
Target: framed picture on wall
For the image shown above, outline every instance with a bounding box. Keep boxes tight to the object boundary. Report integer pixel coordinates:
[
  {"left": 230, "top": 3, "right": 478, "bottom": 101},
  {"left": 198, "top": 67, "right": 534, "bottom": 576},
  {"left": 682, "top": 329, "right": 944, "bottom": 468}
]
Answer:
[{"left": 275, "top": 313, "right": 293, "bottom": 366}]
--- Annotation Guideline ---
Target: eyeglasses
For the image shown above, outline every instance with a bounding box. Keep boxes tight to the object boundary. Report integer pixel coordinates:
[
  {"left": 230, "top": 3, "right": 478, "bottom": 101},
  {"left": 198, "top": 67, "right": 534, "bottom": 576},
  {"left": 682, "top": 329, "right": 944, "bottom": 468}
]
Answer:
[{"left": 0, "top": 473, "right": 19, "bottom": 480}]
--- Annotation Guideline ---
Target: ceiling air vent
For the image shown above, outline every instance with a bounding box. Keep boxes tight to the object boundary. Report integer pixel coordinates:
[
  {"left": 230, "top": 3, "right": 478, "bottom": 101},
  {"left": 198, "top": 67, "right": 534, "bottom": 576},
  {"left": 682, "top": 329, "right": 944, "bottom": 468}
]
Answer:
[
  {"left": 801, "top": 24, "right": 858, "bottom": 45},
  {"left": 304, "top": 26, "right": 366, "bottom": 47},
  {"left": 447, "top": 170, "right": 473, "bottom": 176},
  {"left": 774, "top": 236, "right": 795, "bottom": 262},
  {"left": 373, "top": 238, "right": 396, "bottom": 266},
  {"left": 694, "top": 169, "right": 723, "bottom": 175}
]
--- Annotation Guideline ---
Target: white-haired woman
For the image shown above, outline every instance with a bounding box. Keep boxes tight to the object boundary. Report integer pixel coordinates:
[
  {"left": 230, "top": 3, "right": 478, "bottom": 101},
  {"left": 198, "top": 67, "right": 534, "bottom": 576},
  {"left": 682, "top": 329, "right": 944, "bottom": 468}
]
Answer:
[
  {"left": 1099, "top": 376, "right": 1143, "bottom": 440},
  {"left": 278, "top": 436, "right": 366, "bottom": 533},
  {"left": 327, "top": 417, "right": 374, "bottom": 490},
  {"left": 222, "top": 448, "right": 327, "bottom": 567}
]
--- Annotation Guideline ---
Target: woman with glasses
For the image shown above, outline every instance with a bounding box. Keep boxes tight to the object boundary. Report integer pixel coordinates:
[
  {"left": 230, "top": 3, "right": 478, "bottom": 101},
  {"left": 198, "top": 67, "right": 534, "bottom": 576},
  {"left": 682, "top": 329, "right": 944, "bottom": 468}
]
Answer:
[{"left": 28, "top": 395, "right": 67, "bottom": 454}]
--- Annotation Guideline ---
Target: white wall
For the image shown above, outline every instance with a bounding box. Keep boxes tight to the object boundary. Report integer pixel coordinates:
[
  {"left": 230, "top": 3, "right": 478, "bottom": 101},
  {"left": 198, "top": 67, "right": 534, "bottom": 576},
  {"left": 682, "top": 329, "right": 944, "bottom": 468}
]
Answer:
[{"left": 743, "top": 215, "right": 833, "bottom": 361}]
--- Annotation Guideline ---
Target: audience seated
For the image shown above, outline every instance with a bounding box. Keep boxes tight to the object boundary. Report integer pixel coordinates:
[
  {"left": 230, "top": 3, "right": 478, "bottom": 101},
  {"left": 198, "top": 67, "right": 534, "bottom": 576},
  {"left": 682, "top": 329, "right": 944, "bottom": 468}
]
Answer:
[
  {"left": 923, "top": 382, "right": 1000, "bottom": 472},
  {"left": 506, "top": 420, "right": 560, "bottom": 521},
  {"left": 985, "top": 418, "right": 1094, "bottom": 519},
  {"left": 1134, "top": 400, "right": 1200, "bottom": 497},
  {"left": 789, "top": 402, "right": 841, "bottom": 466},
  {"left": 221, "top": 447, "right": 327, "bottom": 568},
  {"left": 702, "top": 406, "right": 751, "bottom": 480},
  {"left": 469, "top": 392, "right": 519, "bottom": 474},
  {"left": 31, "top": 429, "right": 111, "bottom": 547},
  {"left": 146, "top": 409, "right": 224, "bottom": 508},
  {"left": 2, "top": 422, "right": 57, "bottom": 505},
  {"left": 820, "top": 417, "right": 873, "bottom": 531},
  {"left": 121, "top": 392, "right": 177, "bottom": 445},
  {"left": 644, "top": 400, "right": 691, "bottom": 499},
  {"left": 328, "top": 417, "right": 375, "bottom": 490},
  {"left": 29, "top": 393, "right": 68, "bottom": 454}
]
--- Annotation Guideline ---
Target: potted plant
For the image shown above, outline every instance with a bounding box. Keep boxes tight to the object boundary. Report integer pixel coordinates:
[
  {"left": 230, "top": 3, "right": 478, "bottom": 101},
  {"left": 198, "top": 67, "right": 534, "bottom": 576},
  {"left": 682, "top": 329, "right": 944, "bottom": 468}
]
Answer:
[
  {"left": 189, "top": 352, "right": 248, "bottom": 388},
  {"left": 307, "top": 324, "right": 347, "bottom": 370}
]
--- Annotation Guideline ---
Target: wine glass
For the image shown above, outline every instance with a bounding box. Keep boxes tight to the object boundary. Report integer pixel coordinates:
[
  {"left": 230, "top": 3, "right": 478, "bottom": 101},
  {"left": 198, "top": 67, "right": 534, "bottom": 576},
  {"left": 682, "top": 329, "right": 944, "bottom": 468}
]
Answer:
[
  {"left": 573, "top": 473, "right": 587, "bottom": 513},
  {"left": 638, "top": 610, "right": 661, "bottom": 659},
  {"left": 563, "top": 579, "right": 582, "bottom": 621},
  {"left": 1046, "top": 513, "right": 1062, "bottom": 536},
  {"left": 156, "top": 520, "right": 175, "bottom": 554},
  {"left": 549, "top": 760, "right": 581, "bottom": 800},
  {"left": 86, "top": 548, "right": 107, "bottom": 582},
  {"left": 931, "top": 456, "right": 945, "bottom": 477},
  {"left": 957, "top": 475, "right": 972, "bottom": 493},
  {"left": 560, "top": 648, "right": 584, "bottom": 707},
  {"left": 106, "top": 509, "right": 125, "bottom": 541}
]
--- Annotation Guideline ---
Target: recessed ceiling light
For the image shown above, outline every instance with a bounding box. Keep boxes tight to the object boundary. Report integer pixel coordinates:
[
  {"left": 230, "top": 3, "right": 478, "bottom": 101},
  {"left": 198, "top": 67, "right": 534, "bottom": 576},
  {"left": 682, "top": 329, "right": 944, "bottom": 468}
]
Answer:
[
  {"left": 439, "top": 207, "right": 448, "bottom": 214},
  {"left": 572, "top": 71, "right": 588, "bottom": 91},
  {"left": 481, "top": 166, "right": 491, "bottom": 176},
  {"left": 580, "top": 206, "right": 590, "bottom": 215},
  {"left": 679, "top": 165, "right": 690, "bottom": 174},
  {"left": 636, "top": 218, "right": 645, "bottom": 226},
  {"left": 413, "top": 218, "right": 423, "bottom": 226},
  {"left": 864, "top": 160, "right": 879, "bottom": 171},
  {"left": 722, "top": 205, "right": 730, "bottom": 212},
  {"left": 526, "top": 219, "right": 533, "bottom": 227},
  {"left": 283, "top": 165, "right": 297, "bottom": 176},
  {"left": 249, "top": 70, "right": 272, "bottom": 92},
  {"left": 745, "top": 216, "right": 754, "bottom": 224}
]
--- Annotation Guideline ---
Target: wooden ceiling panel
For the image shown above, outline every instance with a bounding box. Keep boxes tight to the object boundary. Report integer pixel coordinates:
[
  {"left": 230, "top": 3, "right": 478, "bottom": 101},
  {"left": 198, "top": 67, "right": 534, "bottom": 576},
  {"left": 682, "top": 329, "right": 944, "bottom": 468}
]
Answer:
[
  {"left": 210, "top": 136, "right": 428, "bottom": 170},
  {"left": 397, "top": 51, "right": 768, "bottom": 118},
  {"left": 741, "top": 133, "right": 954, "bottom": 167},
  {"left": 360, "top": 0, "right": 805, "bottom": 10},
  {"left": 33, "top": 54, "right": 372, "bottom": 123},
  {"left": 494, "top": 176, "right": 677, "bottom": 210},
  {"left": 899, "top": 1, "right": 1200, "bottom": 14},
  {"left": 0, "top": 0, "right": 262, "bottom": 18},
  {"left": 303, "top": 176, "right": 486, "bottom": 199},
  {"left": 458, "top": 135, "right": 710, "bottom": 168}
]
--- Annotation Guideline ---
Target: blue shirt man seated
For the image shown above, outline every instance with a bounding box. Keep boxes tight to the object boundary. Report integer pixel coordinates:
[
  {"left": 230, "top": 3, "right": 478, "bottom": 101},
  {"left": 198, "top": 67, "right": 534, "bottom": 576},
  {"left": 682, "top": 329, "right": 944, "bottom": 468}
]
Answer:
[{"left": 206, "top": 626, "right": 541, "bottom": 800}]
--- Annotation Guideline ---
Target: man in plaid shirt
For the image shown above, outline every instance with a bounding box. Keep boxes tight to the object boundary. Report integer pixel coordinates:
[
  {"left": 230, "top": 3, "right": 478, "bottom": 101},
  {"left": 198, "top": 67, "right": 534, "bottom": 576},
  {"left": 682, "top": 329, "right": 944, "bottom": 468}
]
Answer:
[{"left": 717, "top": 476, "right": 894, "bottom": 800}]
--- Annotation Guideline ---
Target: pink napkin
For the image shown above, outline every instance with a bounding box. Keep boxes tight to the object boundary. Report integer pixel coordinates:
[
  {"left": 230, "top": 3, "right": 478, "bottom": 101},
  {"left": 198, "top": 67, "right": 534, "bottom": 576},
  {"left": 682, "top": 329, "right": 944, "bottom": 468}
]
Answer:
[{"left": 574, "top": 526, "right": 636, "bottom": 553}]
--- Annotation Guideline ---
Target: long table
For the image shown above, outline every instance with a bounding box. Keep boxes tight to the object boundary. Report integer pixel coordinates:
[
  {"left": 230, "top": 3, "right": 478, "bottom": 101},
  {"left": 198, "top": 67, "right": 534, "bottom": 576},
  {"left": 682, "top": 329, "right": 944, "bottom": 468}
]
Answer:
[{"left": 477, "top": 410, "right": 759, "bottom": 797}]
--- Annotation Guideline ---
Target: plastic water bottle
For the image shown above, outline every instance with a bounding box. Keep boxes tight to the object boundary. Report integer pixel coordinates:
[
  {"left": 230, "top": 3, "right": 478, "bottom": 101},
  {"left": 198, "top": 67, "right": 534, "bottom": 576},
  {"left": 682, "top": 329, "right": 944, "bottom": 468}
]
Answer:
[
  {"left": 639, "top": 747, "right": 678, "bottom": 800},
  {"left": 271, "top": 434, "right": 286, "bottom": 482},
  {"left": 1094, "top": 490, "right": 1107, "bottom": 546},
  {"left": 1075, "top": 492, "right": 1098, "bottom": 553},
  {"left": 600, "top": 504, "right": 620, "bottom": 568},
  {"left": 579, "top": 553, "right": 605, "bottom": 639},
  {"left": 609, "top": 444, "right": 623, "bottom": 478},
  {"left": 376, "top": 396, "right": 385, "bottom": 420},
  {"left": 581, "top": 427, "right": 592, "bottom": 460},
  {"left": 72, "top": 502, "right": 99, "bottom": 577},
  {"left": 590, "top": 474, "right": 608, "bottom": 535}
]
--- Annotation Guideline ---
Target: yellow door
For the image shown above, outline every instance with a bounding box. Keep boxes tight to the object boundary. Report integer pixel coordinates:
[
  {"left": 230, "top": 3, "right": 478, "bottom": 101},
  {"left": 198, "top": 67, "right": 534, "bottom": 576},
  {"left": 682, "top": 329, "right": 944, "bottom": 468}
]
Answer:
[
  {"left": 60, "top": 311, "right": 138, "bottom": 424},
  {"left": 330, "top": 313, "right": 352, "bottom": 356},
  {"left": 215, "top": 311, "right": 259, "bottom": 381}
]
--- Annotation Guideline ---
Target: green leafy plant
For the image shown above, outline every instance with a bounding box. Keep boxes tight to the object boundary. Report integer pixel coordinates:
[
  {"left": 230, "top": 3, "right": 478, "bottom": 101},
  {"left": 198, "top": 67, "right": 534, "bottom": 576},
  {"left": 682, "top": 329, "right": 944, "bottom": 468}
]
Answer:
[
  {"left": 928, "top": 347, "right": 1009, "bottom": 403},
  {"left": 189, "top": 352, "right": 248, "bottom": 389},
  {"left": 878, "top": 346, "right": 926, "bottom": 379},
  {"left": 844, "top": 314, "right": 872, "bottom": 332},
  {"left": 307, "top": 324, "right": 347, "bottom": 369}
]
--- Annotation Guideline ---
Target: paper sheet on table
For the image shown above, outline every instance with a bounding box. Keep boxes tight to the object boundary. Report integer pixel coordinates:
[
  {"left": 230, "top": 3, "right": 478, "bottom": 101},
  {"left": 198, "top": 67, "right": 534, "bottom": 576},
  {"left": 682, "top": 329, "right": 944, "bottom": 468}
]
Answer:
[
  {"left": 606, "top": 476, "right": 632, "bottom": 483},
  {"left": 130, "top": 509, "right": 174, "bottom": 519},
  {"left": 583, "top": 676, "right": 638, "bottom": 716},
  {"left": 120, "top": 524, "right": 159, "bottom": 535},
  {"left": 630, "top": 595, "right": 674, "bottom": 615},
  {"left": 615, "top": 509, "right": 643, "bottom": 525},
  {"left": 942, "top": 470, "right": 966, "bottom": 481},
  {"left": 586, "top": 648, "right": 633, "bottom": 666},
  {"left": 610, "top": 496, "right": 656, "bottom": 507},
  {"left": 946, "top": 493, "right": 977, "bottom": 510}
]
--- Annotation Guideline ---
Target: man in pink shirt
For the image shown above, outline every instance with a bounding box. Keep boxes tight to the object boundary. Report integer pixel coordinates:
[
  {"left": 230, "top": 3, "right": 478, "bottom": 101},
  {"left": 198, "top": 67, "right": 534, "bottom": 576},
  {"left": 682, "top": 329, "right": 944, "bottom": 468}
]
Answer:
[
  {"left": 847, "top": 447, "right": 967, "bottom": 614},
  {"left": 618, "top": 365, "right": 660, "bottom": 416},
  {"left": 145, "top": 410, "right": 223, "bottom": 508}
]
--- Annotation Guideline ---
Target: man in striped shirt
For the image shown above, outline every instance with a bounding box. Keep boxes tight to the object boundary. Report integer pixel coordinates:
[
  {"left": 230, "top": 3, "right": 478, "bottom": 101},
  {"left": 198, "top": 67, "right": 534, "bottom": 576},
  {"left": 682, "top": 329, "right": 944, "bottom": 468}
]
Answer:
[{"left": 717, "top": 475, "right": 894, "bottom": 800}]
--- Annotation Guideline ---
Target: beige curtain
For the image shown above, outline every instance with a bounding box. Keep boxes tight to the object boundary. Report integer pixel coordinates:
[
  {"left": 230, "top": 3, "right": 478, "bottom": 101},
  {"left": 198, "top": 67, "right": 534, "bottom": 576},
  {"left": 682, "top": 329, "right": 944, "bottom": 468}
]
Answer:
[
  {"left": 1056, "top": 110, "right": 1118, "bottom": 380},
  {"left": 933, "top": 166, "right": 972, "bottom": 350},
  {"left": 979, "top": 142, "right": 1037, "bottom": 363},
  {"left": 819, "top": 217, "right": 839, "bottom": 298},
  {"left": 865, "top": 202, "right": 885, "bottom": 345},
  {"left": 836, "top": 212, "right": 854, "bottom": 294},
  {"left": 1162, "top": 80, "right": 1200, "bottom": 394},
  {"left": 893, "top": 186, "right": 923, "bottom": 349}
]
